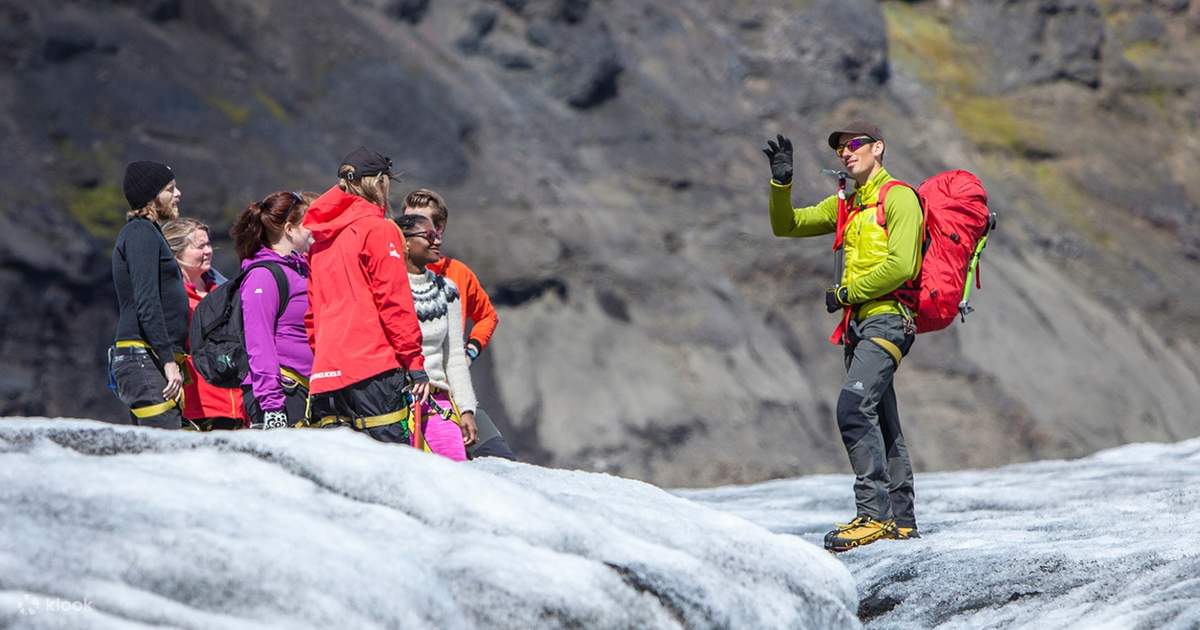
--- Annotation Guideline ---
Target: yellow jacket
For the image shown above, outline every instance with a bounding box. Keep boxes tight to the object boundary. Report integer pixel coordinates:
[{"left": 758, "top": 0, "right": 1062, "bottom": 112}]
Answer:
[{"left": 769, "top": 167, "right": 923, "bottom": 320}]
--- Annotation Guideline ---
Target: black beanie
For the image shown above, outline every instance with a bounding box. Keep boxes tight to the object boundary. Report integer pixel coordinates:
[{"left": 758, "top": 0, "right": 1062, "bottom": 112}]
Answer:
[{"left": 123, "top": 161, "right": 175, "bottom": 210}]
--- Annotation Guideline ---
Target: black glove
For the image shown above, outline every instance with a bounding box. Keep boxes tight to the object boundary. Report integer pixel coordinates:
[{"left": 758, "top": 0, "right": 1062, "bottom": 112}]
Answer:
[
  {"left": 762, "top": 134, "right": 793, "bottom": 185},
  {"left": 825, "top": 286, "right": 849, "bottom": 313}
]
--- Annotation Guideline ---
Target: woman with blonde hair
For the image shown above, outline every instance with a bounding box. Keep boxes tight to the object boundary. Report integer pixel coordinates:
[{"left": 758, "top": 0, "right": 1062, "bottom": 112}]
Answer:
[
  {"left": 160, "top": 218, "right": 248, "bottom": 430},
  {"left": 109, "top": 161, "right": 189, "bottom": 429},
  {"left": 303, "top": 147, "right": 429, "bottom": 444}
]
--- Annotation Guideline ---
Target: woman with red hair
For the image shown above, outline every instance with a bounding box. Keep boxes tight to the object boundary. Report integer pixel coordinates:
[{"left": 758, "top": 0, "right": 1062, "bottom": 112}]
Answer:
[{"left": 230, "top": 191, "right": 315, "bottom": 429}]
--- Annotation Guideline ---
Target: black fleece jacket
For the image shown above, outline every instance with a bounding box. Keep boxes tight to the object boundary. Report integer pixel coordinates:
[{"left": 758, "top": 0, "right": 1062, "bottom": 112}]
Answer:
[{"left": 111, "top": 217, "right": 189, "bottom": 360}]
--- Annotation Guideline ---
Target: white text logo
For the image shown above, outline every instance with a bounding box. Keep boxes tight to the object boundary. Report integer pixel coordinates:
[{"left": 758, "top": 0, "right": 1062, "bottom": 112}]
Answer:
[{"left": 17, "top": 594, "right": 95, "bottom": 616}]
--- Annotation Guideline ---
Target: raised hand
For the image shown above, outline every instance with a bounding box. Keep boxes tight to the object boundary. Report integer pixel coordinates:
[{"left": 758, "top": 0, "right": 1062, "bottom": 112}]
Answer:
[{"left": 762, "top": 134, "right": 793, "bottom": 185}]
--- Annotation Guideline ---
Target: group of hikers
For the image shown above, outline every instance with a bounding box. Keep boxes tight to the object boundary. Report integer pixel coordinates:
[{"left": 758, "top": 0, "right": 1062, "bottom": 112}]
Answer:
[
  {"left": 108, "top": 120, "right": 990, "bottom": 554},
  {"left": 109, "top": 146, "right": 514, "bottom": 461}
]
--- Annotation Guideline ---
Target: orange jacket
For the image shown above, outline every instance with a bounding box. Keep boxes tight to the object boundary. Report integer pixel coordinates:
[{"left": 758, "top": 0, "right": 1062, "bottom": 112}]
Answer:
[
  {"left": 303, "top": 186, "right": 425, "bottom": 394},
  {"left": 182, "top": 275, "right": 247, "bottom": 422},
  {"left": 427, "top": 256, "right": 499, "bottom": 355}
]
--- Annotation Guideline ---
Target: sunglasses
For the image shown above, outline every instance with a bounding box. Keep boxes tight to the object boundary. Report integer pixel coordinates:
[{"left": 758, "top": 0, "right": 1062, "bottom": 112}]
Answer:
[
  {"left": 835, "top": 136, "right": 877, "bottom": 156},
  {"left": 405, "top": 229, "right": 442, "bottom": 243},
  {"left": 257, "top": 191, "right": 306, "bottom": 210}
]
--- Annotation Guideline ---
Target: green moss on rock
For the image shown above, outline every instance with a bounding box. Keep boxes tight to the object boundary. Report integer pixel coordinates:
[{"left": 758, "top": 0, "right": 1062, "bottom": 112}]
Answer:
[
  {"left": 53, "top": 139, "right": 128, "bottom": 239},
  {"left": 208, "top": 96, "right": 251, "bottom": 126},
  {"left": 883, "top": 2, "right": 1052, "bottom": 159},
  {"left": 255, "top": 89, "right": 291, "bottom": 124},
  {"left": 882, "top": 1, "right": 976, "bottom": 92},
  {"left": 65, "top": 184, "right": 127, "bottom": 240},
  {"left": 949, "top": 96, "right": 1050, "bottom": 158}
]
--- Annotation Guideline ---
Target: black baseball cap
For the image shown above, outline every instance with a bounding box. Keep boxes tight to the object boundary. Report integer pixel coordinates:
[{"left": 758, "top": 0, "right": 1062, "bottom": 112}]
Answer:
[
  {"left": 340, "top": 146, "right": 401, "bottom": 181},
  {"left": 827, "top": 121, "right": 884, "bottom": 150}
]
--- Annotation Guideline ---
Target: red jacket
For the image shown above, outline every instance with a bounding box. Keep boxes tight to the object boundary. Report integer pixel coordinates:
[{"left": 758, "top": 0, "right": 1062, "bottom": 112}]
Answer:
[
  {"left": 303, "top": 186, "right": 425, "bottom": 394},
  {"left": 182, "top": 275, "right": 247, "bottom": 422}
]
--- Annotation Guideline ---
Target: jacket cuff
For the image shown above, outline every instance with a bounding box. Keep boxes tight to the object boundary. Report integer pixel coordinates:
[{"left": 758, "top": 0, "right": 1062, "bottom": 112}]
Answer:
[
  {"left": 154, "top": 344, "right": 178, "bottom": 364},
  {"left": 465, "top": 339, "right": 482, "bottom": 360},
  {"left": 404, "top": 354, "right": 425, "bottom": 372},
  {"left": 407, "top": 369, "right": 429, "bottom": 384},
  {"left": 770, "top": 179, "right": 792, "bottom": 190}
]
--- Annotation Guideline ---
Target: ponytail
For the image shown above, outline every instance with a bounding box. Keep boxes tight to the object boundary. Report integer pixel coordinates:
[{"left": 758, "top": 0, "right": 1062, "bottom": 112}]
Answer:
[
  {"left": 230, "top": 201, "right": 268, "bottom": 261},
  {"left": 230, "top": 191, "right": 308, "bottom": 261}
]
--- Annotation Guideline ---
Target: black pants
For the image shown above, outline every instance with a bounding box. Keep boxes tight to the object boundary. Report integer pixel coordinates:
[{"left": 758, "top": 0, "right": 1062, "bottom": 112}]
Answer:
[
  {"left": 111, "top": 346, "right": 182, "bottom": 430},
  {"left": 184, "top": 417, "right": 244, "bottom": 431},
  {"left": 309, "top": 369, "right": 412, "bottom": 444},
  {"left": 837, "top": 314, "right": 917, "bottom": 528},
  {"left": 242, "top": 375, "right": 309, "bottom": 428},
  {"left": 467, "top": 406, "right": 516, "bottom": 460}
]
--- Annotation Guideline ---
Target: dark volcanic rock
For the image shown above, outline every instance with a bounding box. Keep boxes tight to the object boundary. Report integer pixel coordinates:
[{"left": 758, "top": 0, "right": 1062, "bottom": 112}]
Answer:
[
  {"left": 41, "top": 22, "right": 98, "bottom": 63},
  {"left": 113, "top": 0, "right": 182, "bottom": 22},
  {"left": 0, "top": 4, "right": 37, "bottom": 67},
  {"left": 387, "top": 0, "right": 431, "bottom": 23},
  {"left": 456, "top": 8, "right": 498, "bottom": 53},
  {"left": 355, "top": 0, "right": 431, "bottom": 24},
  {"left": 960, "top": 0, "right": 1104, "bottom": 89}
]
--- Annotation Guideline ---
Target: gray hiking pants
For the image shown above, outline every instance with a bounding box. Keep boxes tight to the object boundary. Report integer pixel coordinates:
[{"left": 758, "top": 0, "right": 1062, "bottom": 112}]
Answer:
[
  {"left": 837, "top": 314, "right": 917, "bottom": 527},
  {"left": 467, "top": 406, "right": 516, "bottom": 460}
]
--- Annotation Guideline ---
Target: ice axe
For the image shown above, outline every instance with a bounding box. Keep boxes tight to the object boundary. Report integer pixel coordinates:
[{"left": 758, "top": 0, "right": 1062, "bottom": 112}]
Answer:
[
  {"left": 822, "top": 169, "right": 851, "bottom": 287},
  {"left": 404, "top": 389, "right": 428, "bottom": 451},
  {"left": 821, "top": 168, "right": 850, "bottom": 185}
]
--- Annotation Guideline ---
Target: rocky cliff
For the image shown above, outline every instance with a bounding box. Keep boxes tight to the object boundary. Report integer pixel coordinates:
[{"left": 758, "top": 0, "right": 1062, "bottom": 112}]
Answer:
[{"left": 1, "top": 0, "right": 1198, "bottom": 486}]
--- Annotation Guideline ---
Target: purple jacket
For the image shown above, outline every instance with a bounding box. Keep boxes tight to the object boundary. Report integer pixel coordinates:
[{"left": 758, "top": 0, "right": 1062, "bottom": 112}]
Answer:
[{"left": 240, "top": 248, "right": 313, "bottom": 411}]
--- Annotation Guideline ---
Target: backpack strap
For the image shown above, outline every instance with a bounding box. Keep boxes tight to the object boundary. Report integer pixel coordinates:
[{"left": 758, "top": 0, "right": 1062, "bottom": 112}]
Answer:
[
  {"left": 834, "top": 193, "right": 862, "bottom": 251},
  {"left": 832, "top": 174, "right": 851, "bottom": 251},
  {"left": 876, "top": 180, "right": 925, "bottom": 314},
  {"left": 875, "top": 180, "right": 916, "bottom": 230},
  {"left": 241, "top": 261, "right": 293, "bottom": 323}
]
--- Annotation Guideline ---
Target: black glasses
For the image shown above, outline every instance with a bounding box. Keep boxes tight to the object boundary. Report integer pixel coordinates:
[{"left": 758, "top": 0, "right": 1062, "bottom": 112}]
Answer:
[{"left": 404, "top": 230, "right": 442, "bottom": 243}]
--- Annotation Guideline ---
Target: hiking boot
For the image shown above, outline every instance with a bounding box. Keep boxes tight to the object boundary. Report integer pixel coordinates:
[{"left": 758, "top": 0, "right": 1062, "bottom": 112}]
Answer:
[
  {"left": 824, "top": 517, "right": 896, "bottom": 552},
  {"left": 889, "top": 525, "right": 920, "bottom": 540},
  {"left": 823, "top": 516, "right": 866, "bottom": 550}
]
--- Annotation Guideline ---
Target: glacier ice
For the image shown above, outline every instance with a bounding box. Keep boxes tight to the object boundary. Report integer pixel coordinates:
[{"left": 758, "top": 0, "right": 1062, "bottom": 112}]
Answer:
[
  {"left": 685, "top": 439, "right": 1200, "bottom": 629},
  {"left": 0, "top": 419, "right": 858, "bottom": 629}
]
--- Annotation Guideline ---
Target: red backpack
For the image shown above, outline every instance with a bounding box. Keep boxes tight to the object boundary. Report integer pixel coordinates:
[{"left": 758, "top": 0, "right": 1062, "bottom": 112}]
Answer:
[
  {"left": 832, "top": 169, "right": 994, "bottom": 340},
  {"left": 882, "top": 170, "right": 995, "bottom": 333}
]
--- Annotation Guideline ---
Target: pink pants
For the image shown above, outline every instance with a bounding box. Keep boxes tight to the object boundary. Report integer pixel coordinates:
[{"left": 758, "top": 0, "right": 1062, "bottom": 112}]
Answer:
[{"left": 418, "top": 391, "right": 466, "bottom": 461}]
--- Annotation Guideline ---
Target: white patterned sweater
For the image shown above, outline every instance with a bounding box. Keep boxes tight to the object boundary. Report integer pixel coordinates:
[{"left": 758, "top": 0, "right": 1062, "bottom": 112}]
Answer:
[{"left": 408, "top": 270, "right": 477, "bottom": 413}]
